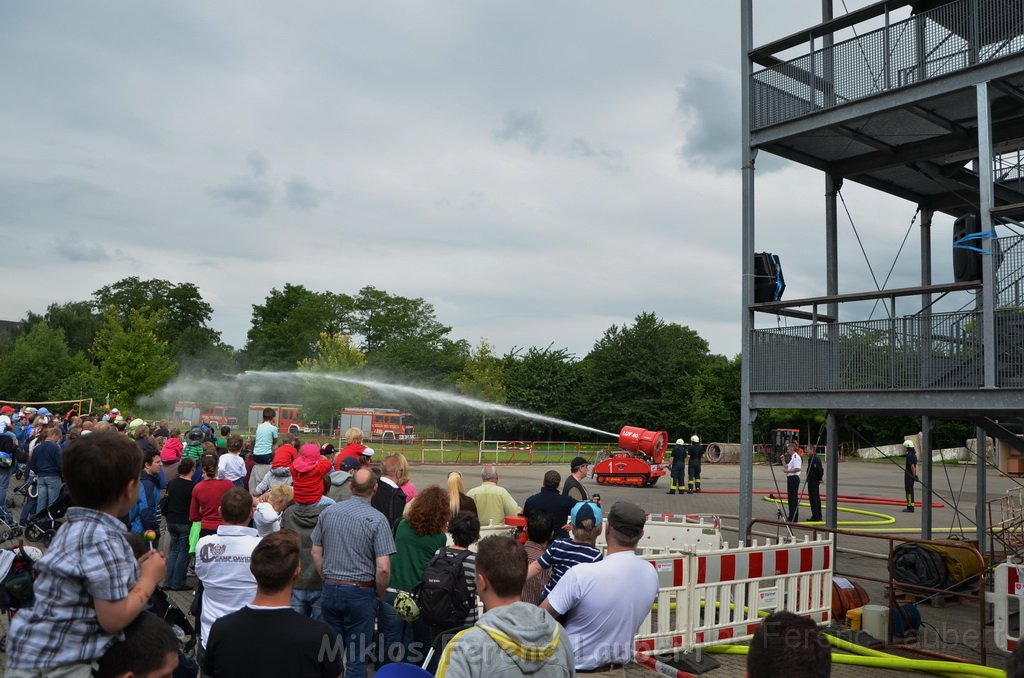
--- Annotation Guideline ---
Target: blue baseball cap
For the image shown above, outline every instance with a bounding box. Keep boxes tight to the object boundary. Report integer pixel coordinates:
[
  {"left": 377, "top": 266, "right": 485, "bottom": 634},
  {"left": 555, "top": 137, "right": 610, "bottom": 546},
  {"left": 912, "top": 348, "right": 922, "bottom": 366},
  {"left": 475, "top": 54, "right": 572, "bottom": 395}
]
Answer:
[{"left": 571, "top": 501, "right": 602, "bottom": 528}]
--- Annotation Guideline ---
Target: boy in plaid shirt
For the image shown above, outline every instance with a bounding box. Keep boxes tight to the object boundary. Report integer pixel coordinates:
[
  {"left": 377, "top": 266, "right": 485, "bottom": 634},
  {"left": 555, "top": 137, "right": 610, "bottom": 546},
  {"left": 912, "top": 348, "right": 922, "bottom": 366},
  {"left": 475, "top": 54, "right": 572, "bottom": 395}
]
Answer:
[{"left": 7, "top": 432, "right": 167, "bottom": 677}]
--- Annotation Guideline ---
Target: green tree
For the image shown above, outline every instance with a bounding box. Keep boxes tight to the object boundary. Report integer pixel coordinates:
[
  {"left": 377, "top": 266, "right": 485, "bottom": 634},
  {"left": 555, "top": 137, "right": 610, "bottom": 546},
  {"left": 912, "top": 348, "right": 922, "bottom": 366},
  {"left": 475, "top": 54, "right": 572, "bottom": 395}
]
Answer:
[
  {"left": 455, "top": 339, "right": 507, "bottom": 438},
  {"left": 20, "top": 301, "right": 104, "bottom": 357},
  {"left": 0, "top": 324, "right": 98, "bottom": 401},
  {"left": 297, "top": 332, "right": 370, "bottom": 427},
  {"left": 245, "top": 284, "right": 352, "bottom": 369},
  {"left": 92, "top": 277, "right": 222, "bottom": 359},
  {"left": 581, "top": 312, "right": 711, "bottom": 435},
  {"left": 689, "top": 354, "right": 742, "bottom": 441},
  {"left": 500, "top": 344, "right": 583, "bottom": 438},
  {"left": 352, "top": 286, "right": 450, "bottom": 354},
  {"left": 92, "top": 308, "right": 177, "bottom": 408}
]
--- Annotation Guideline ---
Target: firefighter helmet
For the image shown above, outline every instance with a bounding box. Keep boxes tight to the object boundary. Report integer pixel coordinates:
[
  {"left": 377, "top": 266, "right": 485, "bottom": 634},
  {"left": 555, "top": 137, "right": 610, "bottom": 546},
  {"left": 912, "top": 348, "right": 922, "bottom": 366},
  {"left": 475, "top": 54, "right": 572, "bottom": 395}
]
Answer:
[
  {"left": 903, "top": 439, "right": 915, "bottom": 448},
  {"left": 691, "top": 435, "right": 700, "bottom": 443}
]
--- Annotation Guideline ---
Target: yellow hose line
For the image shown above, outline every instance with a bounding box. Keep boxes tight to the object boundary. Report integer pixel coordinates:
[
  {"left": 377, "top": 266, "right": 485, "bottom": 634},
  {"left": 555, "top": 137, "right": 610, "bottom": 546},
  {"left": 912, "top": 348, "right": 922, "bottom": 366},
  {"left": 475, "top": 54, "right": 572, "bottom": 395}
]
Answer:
[
  {"left": 762, "top": 496, "right": 895, "bottom": 527},
  {"left": 704, "top": 642, "right": 1001, "bottom": 677}
]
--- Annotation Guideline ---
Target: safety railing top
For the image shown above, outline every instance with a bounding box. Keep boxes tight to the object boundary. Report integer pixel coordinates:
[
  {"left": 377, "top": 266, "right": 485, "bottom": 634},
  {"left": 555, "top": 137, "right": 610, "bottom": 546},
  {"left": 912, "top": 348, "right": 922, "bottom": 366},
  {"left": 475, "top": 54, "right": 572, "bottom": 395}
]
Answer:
[{"left": 751, "top": 0, "right": 1024, "bottom": 129}]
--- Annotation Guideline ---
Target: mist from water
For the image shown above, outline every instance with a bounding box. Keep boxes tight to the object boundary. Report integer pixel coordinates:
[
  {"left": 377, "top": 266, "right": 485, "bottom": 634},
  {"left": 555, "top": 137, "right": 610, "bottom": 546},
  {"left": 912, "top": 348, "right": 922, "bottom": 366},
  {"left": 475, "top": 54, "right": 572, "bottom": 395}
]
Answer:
[{"left": 239, "top": 370, "right": 619, "bottom": 438}]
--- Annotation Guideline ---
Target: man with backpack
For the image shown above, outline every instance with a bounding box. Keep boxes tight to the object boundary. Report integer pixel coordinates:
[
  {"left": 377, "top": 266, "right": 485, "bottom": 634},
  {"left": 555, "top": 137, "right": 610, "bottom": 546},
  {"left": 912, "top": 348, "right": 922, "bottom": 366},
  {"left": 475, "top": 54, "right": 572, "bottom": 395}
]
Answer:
[{"left": 436, "top": 536, "right": 574, "bottom": 678}]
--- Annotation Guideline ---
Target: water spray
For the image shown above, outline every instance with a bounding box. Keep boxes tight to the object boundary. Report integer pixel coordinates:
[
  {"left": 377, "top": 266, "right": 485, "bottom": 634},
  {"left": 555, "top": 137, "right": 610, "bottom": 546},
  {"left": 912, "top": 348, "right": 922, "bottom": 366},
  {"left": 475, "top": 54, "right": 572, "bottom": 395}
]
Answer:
[{"left": 239, "top": 371, "right": 619, "bottom": 439}]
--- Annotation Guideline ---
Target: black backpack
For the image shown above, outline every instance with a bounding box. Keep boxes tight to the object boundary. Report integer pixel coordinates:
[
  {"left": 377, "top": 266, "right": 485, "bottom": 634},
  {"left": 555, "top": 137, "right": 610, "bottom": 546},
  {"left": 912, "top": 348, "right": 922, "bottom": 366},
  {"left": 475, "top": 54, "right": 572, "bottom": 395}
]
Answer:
[{"left": 416, "top": 549, "right": 473, "bottom": 629}]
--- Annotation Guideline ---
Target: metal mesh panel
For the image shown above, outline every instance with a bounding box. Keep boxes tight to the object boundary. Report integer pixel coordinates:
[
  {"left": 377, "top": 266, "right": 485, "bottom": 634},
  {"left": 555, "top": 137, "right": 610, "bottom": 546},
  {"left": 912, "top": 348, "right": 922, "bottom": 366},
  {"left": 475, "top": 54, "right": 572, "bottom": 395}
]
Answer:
[
  {"left": 752, "top": 0, "right": 1024, "bottom": 129},
  {"left": 998, "top": 236, "right": 1024, "bottom": 308},
  {"left": 751, "top": 311, "right": 983, "bottom": 392}
]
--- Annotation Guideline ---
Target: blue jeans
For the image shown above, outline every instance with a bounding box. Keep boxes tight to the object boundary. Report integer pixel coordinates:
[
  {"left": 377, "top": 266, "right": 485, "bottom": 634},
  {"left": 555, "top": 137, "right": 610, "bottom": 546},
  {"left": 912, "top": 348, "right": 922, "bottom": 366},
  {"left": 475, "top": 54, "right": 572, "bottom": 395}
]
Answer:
[
  {"left": 164, "top": 522, "right": 191, "bottom": 589},
  {"left": 291, "top": 587, "right": 323, "bottom": 621},
  {"left": 379, "top": 590, "right": 432, "bottom": 665},
  {"left": 321, "top": 582, "right": 377, "bottom": 678},
  {"left": 35, "top": 475, "right": 63, "bottom": 526},
  {"left": 0, "top": 467, "right": 12, "bottom": 524}
]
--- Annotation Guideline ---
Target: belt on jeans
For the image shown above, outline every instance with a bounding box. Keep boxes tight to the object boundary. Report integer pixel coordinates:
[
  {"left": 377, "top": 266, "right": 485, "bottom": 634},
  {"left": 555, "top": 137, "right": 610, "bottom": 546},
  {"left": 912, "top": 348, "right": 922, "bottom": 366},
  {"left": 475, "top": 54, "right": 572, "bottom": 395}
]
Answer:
[
  {"left": 577, "top": 664, "right": 625, "bottom": 673},
  {"left": 323, "top": 578, "right": 375, "bottom": 588}
]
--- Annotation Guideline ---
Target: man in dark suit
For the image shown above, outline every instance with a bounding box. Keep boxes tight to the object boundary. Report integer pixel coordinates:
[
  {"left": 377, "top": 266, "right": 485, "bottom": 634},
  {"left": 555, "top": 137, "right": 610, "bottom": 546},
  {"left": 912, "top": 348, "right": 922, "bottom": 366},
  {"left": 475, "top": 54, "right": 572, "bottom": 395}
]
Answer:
[{"left": 371, "top": 454, "right": 407, "bottom": 532}]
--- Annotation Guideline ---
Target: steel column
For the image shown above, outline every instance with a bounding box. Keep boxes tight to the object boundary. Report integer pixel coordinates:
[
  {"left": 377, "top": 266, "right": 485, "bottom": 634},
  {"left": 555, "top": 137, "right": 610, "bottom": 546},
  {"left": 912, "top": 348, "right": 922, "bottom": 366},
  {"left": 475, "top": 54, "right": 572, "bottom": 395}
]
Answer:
[
  {"left": 977, "top": 82, "right": 997, "bottom": 388},
  {"left": 921, "top": 415, "right": 933, "bottom": 539},
  {"left": 739, "top": 0, "right": 756, "bottom": 543},
  {"left": 826, "top": 412, "right": 839, "bottom": 531},
  {"left": 976, "top": 427, "right": 987, "bottom": 555}
]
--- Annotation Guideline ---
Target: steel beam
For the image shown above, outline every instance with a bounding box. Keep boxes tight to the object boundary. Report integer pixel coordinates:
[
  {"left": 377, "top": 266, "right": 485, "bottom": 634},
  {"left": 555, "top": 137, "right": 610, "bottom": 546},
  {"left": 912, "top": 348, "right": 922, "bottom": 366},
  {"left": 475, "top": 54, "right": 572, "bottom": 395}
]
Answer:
[
  {"left": 739, "top": 0, "right": 756, "bottom": 545},
  {"left": 750, "top": 389, "right": 1024, "bottom": 416},
  {"left": 751, "top": 55, "right": 1024, "bottom": 143}
]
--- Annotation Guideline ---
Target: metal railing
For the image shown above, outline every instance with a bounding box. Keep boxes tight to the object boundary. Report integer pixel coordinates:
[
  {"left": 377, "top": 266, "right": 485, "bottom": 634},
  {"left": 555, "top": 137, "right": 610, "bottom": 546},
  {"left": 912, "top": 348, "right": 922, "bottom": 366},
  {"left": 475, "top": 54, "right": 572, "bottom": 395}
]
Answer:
[{"left": 752, "top": 0, "right": 1024, "bottom": 129}]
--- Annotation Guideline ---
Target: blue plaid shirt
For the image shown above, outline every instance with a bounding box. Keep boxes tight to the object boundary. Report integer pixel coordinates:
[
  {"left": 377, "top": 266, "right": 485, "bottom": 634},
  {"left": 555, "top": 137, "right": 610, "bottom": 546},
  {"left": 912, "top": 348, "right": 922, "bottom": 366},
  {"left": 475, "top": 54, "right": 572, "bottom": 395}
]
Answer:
[{"left": 8, "top": 507, "right": 139, "bottom": 670}]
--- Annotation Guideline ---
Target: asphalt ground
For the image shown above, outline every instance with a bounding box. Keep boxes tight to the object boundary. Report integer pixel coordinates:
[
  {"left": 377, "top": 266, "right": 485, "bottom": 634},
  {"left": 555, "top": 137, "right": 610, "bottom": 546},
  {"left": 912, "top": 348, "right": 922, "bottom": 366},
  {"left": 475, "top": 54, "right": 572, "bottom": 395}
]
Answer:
[{"left": 1, "top": 457, "right": 1013, "bottom": 675}]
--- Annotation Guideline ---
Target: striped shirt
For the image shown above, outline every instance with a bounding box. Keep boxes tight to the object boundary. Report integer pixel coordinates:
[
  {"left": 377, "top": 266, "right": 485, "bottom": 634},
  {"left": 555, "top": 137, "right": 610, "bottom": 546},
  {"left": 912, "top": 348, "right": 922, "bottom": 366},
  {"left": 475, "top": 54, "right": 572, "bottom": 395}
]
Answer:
[
  {"left": 311, "top": 496, "right": 396, "bottom": 581},
  {"left": 7, "top": 507, "right": 139, "bottom": 670},
  {"left": 537, "top": 538, "right": 602, "bottom": 598},
  {"left": 436, "top": 546, "right": 478, "bottom": 625}
]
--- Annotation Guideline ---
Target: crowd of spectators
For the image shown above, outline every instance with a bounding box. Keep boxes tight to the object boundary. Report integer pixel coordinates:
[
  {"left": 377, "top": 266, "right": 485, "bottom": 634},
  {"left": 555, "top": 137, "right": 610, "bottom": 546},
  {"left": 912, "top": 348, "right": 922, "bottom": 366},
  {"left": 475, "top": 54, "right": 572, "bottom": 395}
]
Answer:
[{"left": 0, "top": 404, "right": 835, "bottom": 677}]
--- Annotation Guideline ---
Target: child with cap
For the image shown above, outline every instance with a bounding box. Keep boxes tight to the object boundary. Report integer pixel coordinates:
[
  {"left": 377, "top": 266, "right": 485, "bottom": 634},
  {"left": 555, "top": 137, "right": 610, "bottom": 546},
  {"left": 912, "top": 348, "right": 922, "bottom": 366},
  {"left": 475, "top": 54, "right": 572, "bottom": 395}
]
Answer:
[{"left": 525, "top": 501, "right": 603, "bottom": 601}]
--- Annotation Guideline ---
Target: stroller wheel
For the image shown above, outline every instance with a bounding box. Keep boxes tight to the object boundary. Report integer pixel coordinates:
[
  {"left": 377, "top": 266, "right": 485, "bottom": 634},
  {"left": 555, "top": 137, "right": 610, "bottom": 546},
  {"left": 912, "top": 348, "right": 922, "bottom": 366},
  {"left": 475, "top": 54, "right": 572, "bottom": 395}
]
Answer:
[
  {"left": 25, "top": 524, "right": 42, "bottom": 541},
  {"left": 0, "top": 530, "right": 9, "bottom": 543},
  {"left": 42, "top": 529, "right": 57, "bottom": 547},
  {"left": 10, "top": 526, "right": 22, "bottom": 538}
]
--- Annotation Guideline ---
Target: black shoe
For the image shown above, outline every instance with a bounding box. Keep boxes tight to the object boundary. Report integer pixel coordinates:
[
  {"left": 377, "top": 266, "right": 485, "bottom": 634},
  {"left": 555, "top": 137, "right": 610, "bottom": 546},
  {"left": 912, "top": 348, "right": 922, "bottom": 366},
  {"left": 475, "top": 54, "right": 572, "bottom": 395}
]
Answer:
[
  {"left": 901, "top": 507, "right": 915, "bottom": 513},
  {"left": 666, "top": 490, "right": 675, "bottom": 495}
]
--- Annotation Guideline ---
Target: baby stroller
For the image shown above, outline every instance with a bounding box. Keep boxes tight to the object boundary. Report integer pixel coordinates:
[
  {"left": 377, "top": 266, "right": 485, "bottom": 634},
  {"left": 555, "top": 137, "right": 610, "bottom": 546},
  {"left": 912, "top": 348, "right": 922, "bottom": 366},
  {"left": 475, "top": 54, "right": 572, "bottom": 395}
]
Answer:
[
  {"left": 0, "top": 543, "right": 45, "bottom": 653},
  {"left": 24, "top": 485, "right": 71, "bottom": 546}
]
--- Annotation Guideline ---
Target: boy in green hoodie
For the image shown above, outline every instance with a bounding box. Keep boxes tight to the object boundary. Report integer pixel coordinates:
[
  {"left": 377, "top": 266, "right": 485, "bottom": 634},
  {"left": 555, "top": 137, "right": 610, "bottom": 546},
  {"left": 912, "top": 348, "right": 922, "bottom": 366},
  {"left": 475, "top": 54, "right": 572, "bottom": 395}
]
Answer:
[{"left": 436, "top": 536, "right": 574, "bottom": 678}]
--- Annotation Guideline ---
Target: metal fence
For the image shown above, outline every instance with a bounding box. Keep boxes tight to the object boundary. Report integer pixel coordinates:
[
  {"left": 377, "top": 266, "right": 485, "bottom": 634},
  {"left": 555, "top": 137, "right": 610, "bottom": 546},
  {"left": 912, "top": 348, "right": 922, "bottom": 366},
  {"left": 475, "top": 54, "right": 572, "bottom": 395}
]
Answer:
[
  {"left": 752, "top": 0, "right": 1024, "bottom": 129},
  {"left": 752, "top": 309, "right": 1024, "bottom": 392}
]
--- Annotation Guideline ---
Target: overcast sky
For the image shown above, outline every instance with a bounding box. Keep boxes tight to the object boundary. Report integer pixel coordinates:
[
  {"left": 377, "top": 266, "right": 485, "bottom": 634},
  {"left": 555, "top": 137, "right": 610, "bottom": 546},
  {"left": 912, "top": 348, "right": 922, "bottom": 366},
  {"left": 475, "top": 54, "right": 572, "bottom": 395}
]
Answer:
[{"left": 0, "top": 1, "right": 977, "bottom": 360}]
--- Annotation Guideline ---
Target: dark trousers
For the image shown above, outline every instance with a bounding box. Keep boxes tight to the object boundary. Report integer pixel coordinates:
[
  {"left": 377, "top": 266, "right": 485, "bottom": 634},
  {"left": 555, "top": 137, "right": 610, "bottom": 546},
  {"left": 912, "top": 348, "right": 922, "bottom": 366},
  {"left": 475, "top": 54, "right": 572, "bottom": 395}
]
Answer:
[
  {"left": 786, "top": 475, "right": 800, "bottom": 522},
  {"left": 670, "top": 463, "right": 685, "bottom": 491},
  {"left": 807, "top": 480, "right": 821, "bottom": 521},
  {"left": 687, "top": 461, "right": 701, "bottom": 491},
  {"left": 904, "top": 474, "right": 915, "bottom": 507}
]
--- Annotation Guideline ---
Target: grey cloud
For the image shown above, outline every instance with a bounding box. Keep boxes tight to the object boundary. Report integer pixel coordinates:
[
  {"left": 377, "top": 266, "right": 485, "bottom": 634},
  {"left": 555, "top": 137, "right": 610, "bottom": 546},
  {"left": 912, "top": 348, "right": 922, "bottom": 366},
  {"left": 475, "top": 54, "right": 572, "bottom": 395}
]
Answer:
[
  {"left": 675, "top": 67, "right": 741, "bottom": 173},
  {"left": 247, "top": 152, "right": 269, "bottom": 177},
  {"left": 567, "top": 137, "right": 625, "bottom": 171},
  {"left": 494, "top": 111, "right": 546, "bottom": 151},
  {"left": 206, "top": 179, "right": 273, "bottom": 217},
  {"left": 285, "top": 176, "right": 327, "bottom": 211}
]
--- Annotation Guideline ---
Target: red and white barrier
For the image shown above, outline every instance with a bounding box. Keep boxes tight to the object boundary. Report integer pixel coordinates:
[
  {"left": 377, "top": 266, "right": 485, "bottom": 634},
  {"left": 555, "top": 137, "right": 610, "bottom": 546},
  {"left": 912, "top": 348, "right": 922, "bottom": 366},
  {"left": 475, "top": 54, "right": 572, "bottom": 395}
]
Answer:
[
  {"left": 634, "top": 535, "right": 833, "bottom": 655},
  {"left": 993, "top": 563, "right": 1023, "bottom": 652}
]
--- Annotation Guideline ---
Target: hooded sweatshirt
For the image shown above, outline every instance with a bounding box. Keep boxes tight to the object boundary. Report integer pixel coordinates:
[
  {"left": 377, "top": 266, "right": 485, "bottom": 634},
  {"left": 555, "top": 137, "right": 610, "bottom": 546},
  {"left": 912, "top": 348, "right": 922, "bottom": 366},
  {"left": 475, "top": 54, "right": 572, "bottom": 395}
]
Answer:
[
  {"left": 436, "top": 601, "right": 574, "bottom": 678},
  {"left": 279, "top": 502, "right": 328, "bottom": 590},
  {"left": 290, "top": 444, "right": 331, "bottom": 505}
]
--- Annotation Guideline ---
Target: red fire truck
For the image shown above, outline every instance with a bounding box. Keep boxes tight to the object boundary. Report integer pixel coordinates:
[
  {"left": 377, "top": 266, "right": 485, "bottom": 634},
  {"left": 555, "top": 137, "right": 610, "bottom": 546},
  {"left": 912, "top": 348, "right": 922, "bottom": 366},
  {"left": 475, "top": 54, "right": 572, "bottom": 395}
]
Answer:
[
  {"left": 247, "top": 403, "right": 316, "bottom": 435},
  {"left": 174, "top": 402, "right": 239, "bottom": 427},
  {"left": 339, "top": 408, "right": 416, "bottom": 441}
]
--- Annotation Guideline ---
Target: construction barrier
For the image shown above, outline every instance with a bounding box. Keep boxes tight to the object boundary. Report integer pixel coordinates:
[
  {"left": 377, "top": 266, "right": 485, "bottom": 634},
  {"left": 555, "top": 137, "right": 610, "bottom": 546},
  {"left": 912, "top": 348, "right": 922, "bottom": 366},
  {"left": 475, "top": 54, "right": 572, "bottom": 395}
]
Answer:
[
  {"left": 993, "top": 562, "right": 1023, "bottom": 652},
  {"left": 598, "top": 513, "right": 723, "bottom": 553},
  {"left": 634, "top": 535, "right": 833, "bottom": 655}
]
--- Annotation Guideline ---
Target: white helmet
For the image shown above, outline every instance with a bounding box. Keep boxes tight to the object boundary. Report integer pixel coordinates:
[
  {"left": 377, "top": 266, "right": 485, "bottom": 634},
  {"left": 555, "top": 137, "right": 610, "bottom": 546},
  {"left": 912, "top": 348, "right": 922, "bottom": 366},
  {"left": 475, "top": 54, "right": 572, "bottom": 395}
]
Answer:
[
  {"left": 903, "top": 439, "right": 915, "bottom": 449},
  {"left": 691, "top": 435, "right": 700, "bottom": 444}
]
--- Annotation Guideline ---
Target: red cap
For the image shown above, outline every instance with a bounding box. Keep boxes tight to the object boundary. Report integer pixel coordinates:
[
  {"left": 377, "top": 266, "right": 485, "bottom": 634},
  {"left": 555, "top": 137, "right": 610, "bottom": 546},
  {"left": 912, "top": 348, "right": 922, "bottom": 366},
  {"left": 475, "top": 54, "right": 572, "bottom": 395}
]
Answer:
[{"left": 0, "top": 406, "right": 14, "bottom": 414}]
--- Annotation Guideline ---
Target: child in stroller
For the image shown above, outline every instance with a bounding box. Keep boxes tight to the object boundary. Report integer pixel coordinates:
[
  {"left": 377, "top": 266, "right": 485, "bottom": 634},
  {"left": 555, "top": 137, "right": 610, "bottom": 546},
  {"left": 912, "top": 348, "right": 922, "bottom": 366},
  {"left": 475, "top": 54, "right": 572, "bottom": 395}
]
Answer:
[{"left": 23, "top": 484, "right": 71, "bottom": 546}]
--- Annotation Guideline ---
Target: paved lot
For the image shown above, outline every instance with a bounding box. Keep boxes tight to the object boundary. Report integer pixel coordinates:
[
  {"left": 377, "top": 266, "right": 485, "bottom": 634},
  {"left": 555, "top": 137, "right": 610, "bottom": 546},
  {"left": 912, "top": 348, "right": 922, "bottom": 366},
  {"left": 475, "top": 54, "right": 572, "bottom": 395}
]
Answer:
[{"left": 1, "top": 457, "right": 1011, "bottom": 675}]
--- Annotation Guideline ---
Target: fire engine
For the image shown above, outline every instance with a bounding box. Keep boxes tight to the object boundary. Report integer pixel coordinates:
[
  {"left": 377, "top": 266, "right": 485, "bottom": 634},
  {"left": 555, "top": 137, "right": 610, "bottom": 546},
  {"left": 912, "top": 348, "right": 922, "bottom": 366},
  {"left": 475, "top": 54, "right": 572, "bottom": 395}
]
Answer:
[
  {"left": 173, "top": 402, "right": 238, "bottom": 427},
  {"left": 339, "top": 408, "right": 416, "bottom": 441},
  {"left": 247, "top": 403, "right": 316, "bottom": 435},
  {"left": 593, "top": 426, "right": 668, "bottom": 487}
]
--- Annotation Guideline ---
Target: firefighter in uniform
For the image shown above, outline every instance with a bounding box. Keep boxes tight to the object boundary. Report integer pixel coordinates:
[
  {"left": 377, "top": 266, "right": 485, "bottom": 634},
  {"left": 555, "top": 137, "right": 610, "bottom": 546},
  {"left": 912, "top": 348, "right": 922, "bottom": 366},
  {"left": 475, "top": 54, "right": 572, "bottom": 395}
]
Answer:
[
  {"left": 902, "top": 439, "right": 918, "bottom": 513},
  {"left": 667, "top": 438, "right": 687, "bottom": 495},
  {"left": 686, "top": 435, "right": 703, "bottom": 493}
]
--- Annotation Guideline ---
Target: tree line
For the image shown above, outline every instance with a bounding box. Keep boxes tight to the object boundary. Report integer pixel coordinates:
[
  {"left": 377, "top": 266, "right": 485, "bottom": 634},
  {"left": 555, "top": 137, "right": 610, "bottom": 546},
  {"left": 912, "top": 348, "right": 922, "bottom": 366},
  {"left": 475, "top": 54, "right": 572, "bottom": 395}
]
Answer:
[{"left": 0, "top": 276, "right": 966, "bottom": 446}]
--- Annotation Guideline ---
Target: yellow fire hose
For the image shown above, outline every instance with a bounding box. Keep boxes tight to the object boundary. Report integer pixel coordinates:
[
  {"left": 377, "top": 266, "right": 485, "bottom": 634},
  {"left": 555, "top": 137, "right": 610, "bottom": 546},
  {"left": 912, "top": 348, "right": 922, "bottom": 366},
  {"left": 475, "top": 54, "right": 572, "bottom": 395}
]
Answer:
[
  {"left": 760, "top": 496, "right": 975, "bottom": 533},
  {"left": 704, "top": 632, "right": 1001, "bottom": 677}
]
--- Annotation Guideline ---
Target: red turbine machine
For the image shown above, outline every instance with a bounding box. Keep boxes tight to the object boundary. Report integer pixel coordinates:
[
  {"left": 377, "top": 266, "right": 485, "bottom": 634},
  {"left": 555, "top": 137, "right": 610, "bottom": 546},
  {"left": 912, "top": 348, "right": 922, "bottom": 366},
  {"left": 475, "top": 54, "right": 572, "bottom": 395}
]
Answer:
[{"left": 593, "top": 426, "right": 668, "bottom": 487}]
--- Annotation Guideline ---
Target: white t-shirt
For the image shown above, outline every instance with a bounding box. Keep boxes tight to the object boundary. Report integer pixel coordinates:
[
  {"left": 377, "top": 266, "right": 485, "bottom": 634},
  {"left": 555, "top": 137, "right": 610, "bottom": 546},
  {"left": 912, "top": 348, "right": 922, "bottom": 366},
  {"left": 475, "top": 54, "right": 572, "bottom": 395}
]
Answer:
[
  {"left": 252, "top": 421, "right": 278, "bottom": 459},
  {"left": 0, "top": 414, "right": 10, "bottom": 434},
  {"left": 785, "top": 453, "right": 802, "bottom": 475},
  {"left": 253, "top": 502, "right": 282, "bottom": 537},
  {"left": 545, "top": 550, "right": 659, "bottom": 670},
  {"left": 194, "top": 525, "right": 262, "bottom": 647},
  {"left": 218, "top": 453, "right": 246, "bottom": 482}
]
